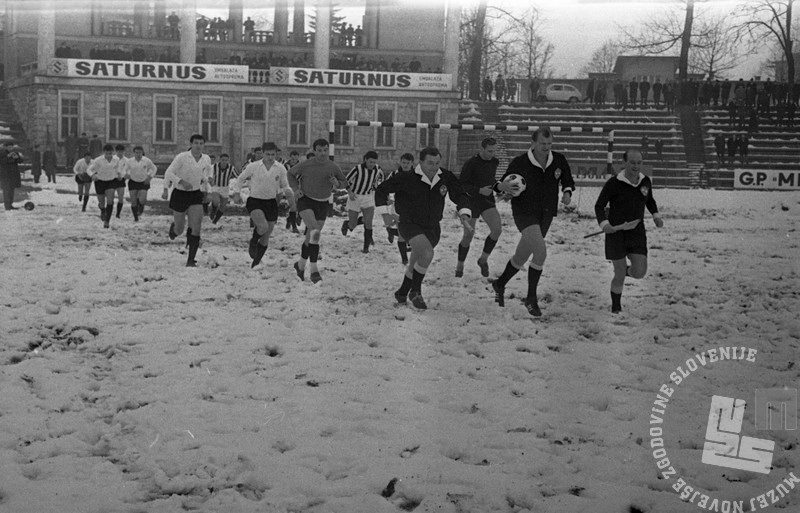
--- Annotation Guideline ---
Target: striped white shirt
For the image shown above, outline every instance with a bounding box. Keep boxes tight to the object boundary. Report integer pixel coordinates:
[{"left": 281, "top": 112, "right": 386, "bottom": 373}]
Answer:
[
  {"left": 126, "top": 156, "right": 157, "bottom": 183},
  {"left": 87, "top": 155, "right": 122, "bottom": 181},
  {"left": 346, "top": 163, "right": 384, "bottom": 195},
  {"left": 164, "top": 151, "right": 212, "bottom": 192},
  {"left": 235, "top": 159, "right": 291, "bottom": 200},
  {"left": 210, "top": 163, "right": 240, "bottom": 188}
]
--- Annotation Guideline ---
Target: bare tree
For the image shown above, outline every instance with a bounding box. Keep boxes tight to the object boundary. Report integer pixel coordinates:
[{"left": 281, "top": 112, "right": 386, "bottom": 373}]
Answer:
[
  {"left": 581, "top": 39, "right": 622, "bottom": 76},
  {"left": 459, "top": 1, "right": 488, "bottom": 100},
  {"left": 689, "top": 15, "right": 747, "bottom": 78},
  {"left": 736, "top": 0, "right": 794, "bottom": 88},
  {"left": 494, "top": 7, "right": 554, "bottom": 79}
]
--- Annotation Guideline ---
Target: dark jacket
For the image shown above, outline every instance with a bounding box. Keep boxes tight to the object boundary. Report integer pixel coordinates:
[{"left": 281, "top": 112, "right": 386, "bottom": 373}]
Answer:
[
  {"left": 375, "top": 166, "right": 470, "bottom": 229},
  {"left": 459, "top": 153, "right": 499, "bottom": 206},
  {"left": 500, "top": 150, "right": 575, "bottom": 218},
  {"left": 0, "top": 148, "right": 23, "bottom": 188},
  {"left": 595, "top": 173, "right": 658, "bottom": 236}
]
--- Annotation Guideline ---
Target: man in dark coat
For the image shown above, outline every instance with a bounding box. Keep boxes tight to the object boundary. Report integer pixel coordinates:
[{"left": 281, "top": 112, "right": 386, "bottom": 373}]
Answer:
[
  {"left": 0, "top": 143, "right": 23, "bottom": 210},
  {"left": 639, "top": 79, "right": 650, "bottom": 107},
  {"left": 629, "top": 79, "right": 638, "bottom": 106}
]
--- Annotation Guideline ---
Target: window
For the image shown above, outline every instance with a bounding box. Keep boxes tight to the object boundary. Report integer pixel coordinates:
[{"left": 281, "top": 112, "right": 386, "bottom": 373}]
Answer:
[
  {"left": 153, "top": 95, "right": 176, "bottom": 143},
  {"left": 244, "top": 100, "right": 265, "bottom": 121},
  {"left": 332, "top": 101, "right": 353, "bottom": 148},
  {"left": 289, "top": 100, "right": 310, "bottom": 147},
  {"left": 375, "top": 103, "right": 396, "bottom": 149},
  {"left": 418, "top": 104, "right": 438, "bottom": 149},
  {"left": 242, "top": 98, "right": 268, "bottom": 164},
  {"left": 200, "top": 97, "right": 222, "bottom": 144},
  {"left": 107, "top": 95, "right": 129, "bottom": 142},
  {"left": 58, "top": 92, "right": 81, "bottom": 140}
]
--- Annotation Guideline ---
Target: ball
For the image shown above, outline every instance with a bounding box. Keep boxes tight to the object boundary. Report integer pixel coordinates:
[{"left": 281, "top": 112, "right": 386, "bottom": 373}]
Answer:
[
  {"left": 503, "top": 174, "right": 527, "bottom": 197},
  {"left": 23, "top": 201, "right": 35, "bottom": 211}
]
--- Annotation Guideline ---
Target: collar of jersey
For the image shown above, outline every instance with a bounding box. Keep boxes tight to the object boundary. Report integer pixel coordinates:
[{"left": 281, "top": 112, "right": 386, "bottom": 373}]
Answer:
[
  {"left": 416, "top": 164, "right": 441, "bottom": 188},
  {"left": 617, "top": 171, "right": 645, "bottom": 187},
  {"left": 527, "top": 149, "right": 553, "bottom": 170}
]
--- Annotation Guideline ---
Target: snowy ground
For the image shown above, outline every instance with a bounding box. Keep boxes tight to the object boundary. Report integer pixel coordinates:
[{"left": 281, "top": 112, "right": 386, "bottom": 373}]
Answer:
[{"left": 0, "top": 176, "right": 798, "bottom": 513}]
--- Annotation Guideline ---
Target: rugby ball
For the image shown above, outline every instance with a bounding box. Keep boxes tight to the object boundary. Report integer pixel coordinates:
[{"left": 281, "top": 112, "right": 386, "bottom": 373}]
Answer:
[
  {"left": 23, "top": 201, "right": 35, "bottom": 211},
  {"left": 503, "top": 174, "right": 527, "bottom": 196}
]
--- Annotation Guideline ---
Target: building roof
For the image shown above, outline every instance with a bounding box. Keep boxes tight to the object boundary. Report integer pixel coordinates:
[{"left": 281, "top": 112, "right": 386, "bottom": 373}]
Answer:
[{"left": 613, "top": 55, "right": 680, "bottom": 74}]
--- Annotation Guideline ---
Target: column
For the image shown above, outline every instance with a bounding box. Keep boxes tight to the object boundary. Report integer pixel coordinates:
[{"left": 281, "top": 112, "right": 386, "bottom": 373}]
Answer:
[
  {"left": 154, "top": 0, "right": 167, "bottom": 37},
  {"left": 442, "top": 0, "right": 460, "bottom": 82},
  {"left": 292, "top": 0, "right": 306, "bottom": 45},
  {"left": 133, "top": 0, "right": 147, "bottom": 37},
  {"left": 4, "top": 1, "right": 17, "bottom": 78},
  {"left": 229, "top": 0, "right": 244, "bottom": 43},
  {"left": 37, "top": 0, "right": 56, "bottom": 63},
  {"left": 274, "top": 0, "right": 289, "bottom": 45},
  {"left": 91, "top": 0, "right": 103, "bottom": 36},
  {"left": 180, "top": 0, "right": 197, "bottom": 63},
  {"left": 363, "top": 0, "right": 378, "bottom": 49},
  {"left": 313, "top": 0, "right": 330, "bottom": 68}
]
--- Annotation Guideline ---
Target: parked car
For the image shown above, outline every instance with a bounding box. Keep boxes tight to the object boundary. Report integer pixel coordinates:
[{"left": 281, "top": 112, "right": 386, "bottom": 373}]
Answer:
[{"left": 539, "top": 84, "right": 582, "bottom": 103}]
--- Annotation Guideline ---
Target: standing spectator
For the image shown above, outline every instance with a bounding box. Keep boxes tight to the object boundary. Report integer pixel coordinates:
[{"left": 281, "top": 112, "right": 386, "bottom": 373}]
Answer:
[
  {"left": 613, "top": 80, "right": 623, "bottom": 109},
  {"left": 714, "top": 134, "right": 726, "bottom": 166},
  {"left": 721, "top": 79, "right": 732, "bottom": 105},
  {"left": 506, "top": 78, "right": 517, "bottom": 102},
  {"left": 0, "top": 142, "right": 23, "bottom": 210},
  {"left": 629, "top": 78, "right": 638, "bottom": 107},
  {"left": 489, "top": 127, "right": 575, "bottom": 318},
  {"left": 640, "top": 134, "right": 650, "bottom": 160},
  {"left": 483, "top": 76, "right": 493, "bottom": 101},
  {"left": 345, "top": 24, "right": 355, "bottom": 46},
  {"left": 639, "top": 78, "right": 650, "bottom": 107},
  {"left": 43, "top": 145, "right": 58, "bottom": 183},
  {"left": 495, "top": 74, "right": 506, "bottom": 104},
  {"left": 30, "top": 144, "right": 42, "bottom": 184},
  {"left": 89, "top": 134, "right": 103, "bottom": 158},
  {"left": 161, "top": 134, "right": 212, "bottom": 267},
  {"left": 739, "top": 133, "right": 750, "bottom": 164},
  {"left": 788, "top": 100, "right": 797, "bottom": 127},
  {"left": 728, "top": 100, "right": 738, "bottom": 127},
  {"left": 287, "top": 138, "right": 349, "bottom": 284},
  {"left": 654, "top": 138, "right": 664, "bottom": 161},
  {"left": 64, "top": 130, "right": 78, "bottom": 170},
  {"left": 354, "top": 26, "right": 364, "bottom": 47},
  {"left": 167, "top": 12, "right": 180, "bottom": 39},
  {"left": 77, "top": 132, "right": 90, "bottom": 157},
  {"left": 776, "top": 100, "right": 786, "bottom": 127},
  {"left": 712, "top": 79, "right": 721, "bottom": 107},
  {"left": 663, "top": 82, "right": 674, "bottom": 113},
  {"left": 726, "top": 135, "right": 737, "bottom": 165},
  {"left": 585, "top": 78, "right": 595, "bottom": 103},
  {"left": 375, "top": 147, "right": 472, "bottom": 310},
  {"left": 243, "top": 16, "right": 255, "bottom": 41},
  {"left": 652, "top": 79, "right": 663, "bottom": 107},
  {"left": 530, "top": 77, "right": 540, "bottom": 103}
]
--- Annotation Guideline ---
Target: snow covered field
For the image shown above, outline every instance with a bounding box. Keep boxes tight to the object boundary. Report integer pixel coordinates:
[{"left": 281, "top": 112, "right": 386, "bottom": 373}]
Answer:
[{"left": 0, "top": 179, "right": 798, "bottom": 513}]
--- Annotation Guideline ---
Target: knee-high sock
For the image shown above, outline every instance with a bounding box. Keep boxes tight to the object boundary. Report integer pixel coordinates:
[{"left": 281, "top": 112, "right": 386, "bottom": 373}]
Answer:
[
  {"left": 82, "top": 196, "right": 89, "bottom": 209},
  {"left": 482, "top": 235, "right": 498, "bottom": 256},
  {"left": 457, "top": 244, "right": 469, "bottom": 263},
  {"left": 116, "top": 202, "right": 123, "bottom": 217},
  {"left": 411, "top": 267, "right": 426, "bottom": 293},
  {"left": 187, "top": 234, "right": 200, "bottom": 263},
  {"left": 527, "top": 267, "right": 542, "bottom": 301},
  {"left": 308, "top": 243, "right": 320, "bottom": 263},
  {"left": 397, "top": 241, "right": 408, "bottom": 262},
  {"left": 496, "top": 261, "right": 521, "bottom": 288}
]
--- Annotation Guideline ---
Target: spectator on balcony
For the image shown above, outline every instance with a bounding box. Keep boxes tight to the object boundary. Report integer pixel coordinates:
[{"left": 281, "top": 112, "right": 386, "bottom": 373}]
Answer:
[
  {"left": 55, "top": 42, "right": 71, "bottom": 58},
  {"left": 639, "top": 78, "right": 650, "bottom": 107},
  {"left": 168, "top": 12, "right": 180, "bottom": 38},
  {"left": 345, "top": 24, "right": 355, "bottom": 46},
  {"left": 355, "top": 26, "right": 364, "bottom": 47},
  {"left": 409, "top": 58, "right": 421, "bottom": 73},
  {"left": 713, "top": 134, "right": 725, "bottom": 166},
  {"left": 244, "top": 17, "right": 255, "bottom": 41},
  {"left": 132, "top": 46, "right": 145, "bottom": 61}
]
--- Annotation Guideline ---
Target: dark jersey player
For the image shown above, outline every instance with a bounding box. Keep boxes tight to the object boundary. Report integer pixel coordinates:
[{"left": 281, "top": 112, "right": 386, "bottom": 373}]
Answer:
[
  {"left": 594, "top": 149, "right": 663, "bottom": 313},
  {"left": 491, "top": 126, "right": 575, "bottom": 317},
  {"left": 456, "top": 137, "right": 502, "bottom": 278},
  {"left": 375, "top": 147, "right": 473, "bottom": 310}
]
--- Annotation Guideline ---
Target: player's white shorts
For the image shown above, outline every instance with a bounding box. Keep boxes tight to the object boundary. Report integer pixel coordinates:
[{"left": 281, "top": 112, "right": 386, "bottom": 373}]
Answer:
[
  {"left": 346, "top": 193, "right": 376, "bottom": 211},
  {"left": 210, "top": 186, "right": 230, "bottom": 196}
]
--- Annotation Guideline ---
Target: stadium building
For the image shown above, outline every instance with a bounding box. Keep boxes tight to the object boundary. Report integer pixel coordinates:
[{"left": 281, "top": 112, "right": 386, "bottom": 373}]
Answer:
[{"left": 1, "top": 0, "right": 460, "bottom": 170}]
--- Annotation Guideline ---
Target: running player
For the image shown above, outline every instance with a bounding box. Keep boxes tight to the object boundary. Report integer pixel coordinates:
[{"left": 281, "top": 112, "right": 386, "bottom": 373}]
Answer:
[
  {"left": 73, "top": 152, "right": 93, "bottom": 212},
  {"left": 87, "top": 144, "right": 122, "bottom": 228},
  {"left": 287, "top": 138, "right": 349, "bottom": 284},
  {"left": 161, "top": 134, "right": 212, "bottom": 267},
  {"left": 113, "top": 144, "right": 128, "bottom": 219},
  {"left": 375, "top": 147, "right": 472, "bottom": 310},
  {"left": 208, "top": 153, "right": 239, "bottom": 224},
  {"left": 490, "top": 127, "right": 575, "bottom": 317},
  {"left": 455, "top": 137, "right": 501, "bottom": 278},
  {"left": 125, "top": 145, "right": 157, "bottom": 221},
  {"left": 341, "top": 150, "right": 384, "bottom": 253},
  {"left": 380, "top": 153, "right": 414, "bottom": 265},
  {"left": 594, "top": 149, "right": 663, "bottom": 313}
]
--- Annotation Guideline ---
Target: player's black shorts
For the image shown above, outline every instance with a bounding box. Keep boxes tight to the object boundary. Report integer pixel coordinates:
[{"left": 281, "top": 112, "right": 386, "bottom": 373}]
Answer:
[
  {"left": 296, "top": 196, "right": 329, "bottom": 221},
  {"left": 246, "top": 197, "right": 279, "bottom": 222},
  {"left": 109, "top": 178, "right": 126, "bottom": 189},
  {"left": 75, "top": 174, "right": 92, "bottom": 185},
  {"left": 398, "top": 222, "right": 441, "bottom": 248},
  {"left": 605, "top": 228, "right": 648, "bottom": 260},
  {"left": 128, "top": 179, "right": 150, "bottom": 191},
  {"left": 94, "top": 179, "right": 115, "bottom": 195},
  {"left": 513, "top": 212, "right": 554, "bottom": 237},
  {"left": 169, "top": 189, "right": 204, "bottom": 213},
  {"left": 470, "top": 197, "right": 497, "bottom": 218}
]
